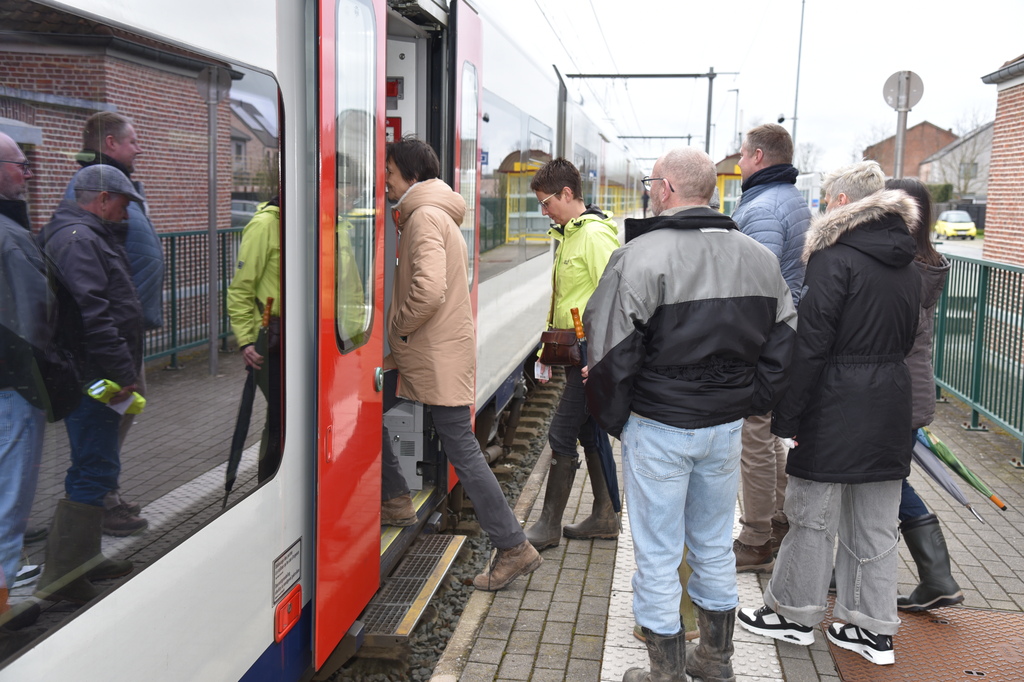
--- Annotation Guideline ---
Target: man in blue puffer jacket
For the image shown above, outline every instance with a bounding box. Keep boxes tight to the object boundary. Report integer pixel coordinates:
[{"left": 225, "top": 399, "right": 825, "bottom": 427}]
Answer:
[{"left": 731, "top": 123, "right": 811, "bottom": 573}]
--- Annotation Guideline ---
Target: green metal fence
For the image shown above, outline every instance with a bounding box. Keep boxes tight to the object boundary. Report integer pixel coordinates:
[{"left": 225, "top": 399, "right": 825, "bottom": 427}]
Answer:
[
  {"left": 934, "top": 253, "right": 1024, "bottom": 454},
  {"left": 144, "top": 228, "right": 242, "bottom": 366}
]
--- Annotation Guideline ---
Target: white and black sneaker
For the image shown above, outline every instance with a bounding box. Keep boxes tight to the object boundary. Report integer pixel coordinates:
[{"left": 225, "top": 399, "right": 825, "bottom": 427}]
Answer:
[
  {"left": 737, "top": 605, "right": 815, "bottom": 645},
  {"left": 826, "top": 622, "right": 894, "bottom": 665}
]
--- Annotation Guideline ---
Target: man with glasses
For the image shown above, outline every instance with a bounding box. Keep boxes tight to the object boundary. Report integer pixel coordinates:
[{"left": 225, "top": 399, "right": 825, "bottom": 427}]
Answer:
[
  {"left": 584, "top": 148, "right": 797, "bottom": 681},
  {"left": 0, "top": 131, "right": 78, "bottom": 644},
  {"left": 731, "top": 123, "right": 812, "bottom": 574},
  {"left": 523, "top": 158, "right": 620, "bottom": 552},
  {"left": 0, "top": 132, "right": 46, "bottom": 643}
]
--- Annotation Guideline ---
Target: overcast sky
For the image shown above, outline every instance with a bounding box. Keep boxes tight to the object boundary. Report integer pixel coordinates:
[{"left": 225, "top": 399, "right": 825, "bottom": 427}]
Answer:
[{"left": 476, "top": 0, "right": 1023, "bottom": 175}]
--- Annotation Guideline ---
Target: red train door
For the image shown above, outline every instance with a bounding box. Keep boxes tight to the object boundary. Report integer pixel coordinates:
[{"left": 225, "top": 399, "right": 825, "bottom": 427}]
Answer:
[{"left": 314, "top": 0, "right": 387, "bottom": 668}]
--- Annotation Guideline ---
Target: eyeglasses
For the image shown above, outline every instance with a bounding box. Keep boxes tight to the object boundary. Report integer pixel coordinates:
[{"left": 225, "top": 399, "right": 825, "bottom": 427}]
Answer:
[
  {"left": 642, "top": 176, "right": 674, "bottom": 193},
  {"left": 537, "top": 191, "right": 559, "bottom": 207},
  {"left": 0, "top": 159, "right": 31, "bottom": 173}
]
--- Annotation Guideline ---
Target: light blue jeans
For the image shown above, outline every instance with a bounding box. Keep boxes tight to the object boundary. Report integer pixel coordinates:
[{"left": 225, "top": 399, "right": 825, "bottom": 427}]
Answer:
[
  {"left": 623, "top": 414, "right": 743, "bottom": 635},
  {"left": 0, "top": 389, "right": 45, "bottom": 588}
]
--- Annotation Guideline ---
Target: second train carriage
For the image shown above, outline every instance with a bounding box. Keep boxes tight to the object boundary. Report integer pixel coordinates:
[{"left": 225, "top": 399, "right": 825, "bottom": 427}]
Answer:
[{"left": 0, "top": 0, "right": 642, "bottom": 679}]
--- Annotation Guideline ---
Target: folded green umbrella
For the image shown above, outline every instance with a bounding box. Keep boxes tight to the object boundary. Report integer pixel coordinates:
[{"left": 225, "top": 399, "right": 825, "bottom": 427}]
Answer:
[{"left": 920, "top": 426, "right": 1007, "bottom": 512}]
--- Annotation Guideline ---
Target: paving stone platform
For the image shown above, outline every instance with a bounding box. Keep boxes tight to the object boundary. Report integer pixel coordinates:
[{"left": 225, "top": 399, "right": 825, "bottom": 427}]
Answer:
[{"left": 432, "top": 396, "right": 1024, "bottom": 681}]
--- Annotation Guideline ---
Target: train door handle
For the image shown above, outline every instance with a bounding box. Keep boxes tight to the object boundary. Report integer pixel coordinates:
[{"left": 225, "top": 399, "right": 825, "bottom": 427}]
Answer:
[
  {"left": 374, "top": 367, "right": 384, "bottom": 392},
  {"left": 324, "top": 425, "right": 333, "bottom": 464}
]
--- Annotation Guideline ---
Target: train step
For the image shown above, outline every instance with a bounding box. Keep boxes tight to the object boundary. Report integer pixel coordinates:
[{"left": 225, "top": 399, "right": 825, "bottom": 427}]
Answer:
[{"left": 361, "top": 533, "right": 466, "bottom": 647}]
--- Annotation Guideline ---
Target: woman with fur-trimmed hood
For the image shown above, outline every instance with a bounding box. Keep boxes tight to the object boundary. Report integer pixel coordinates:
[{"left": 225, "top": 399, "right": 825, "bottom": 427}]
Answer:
[
  {"left": 739, "top": 161, "right": 922, "bottom": 667},
  {"left": 773, "top": 168, "right": 922, "bottom": 479}
]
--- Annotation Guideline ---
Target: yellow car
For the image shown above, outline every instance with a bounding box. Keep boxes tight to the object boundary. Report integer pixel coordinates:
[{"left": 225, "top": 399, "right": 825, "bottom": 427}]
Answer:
[{"left": 934, "top": 210, "right": 977, "bottom": 240}]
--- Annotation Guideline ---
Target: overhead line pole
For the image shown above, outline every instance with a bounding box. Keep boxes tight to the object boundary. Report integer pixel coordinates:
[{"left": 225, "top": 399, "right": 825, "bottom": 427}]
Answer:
[{"left": 564, "top": 69, "right": 736, "bottom": 155}]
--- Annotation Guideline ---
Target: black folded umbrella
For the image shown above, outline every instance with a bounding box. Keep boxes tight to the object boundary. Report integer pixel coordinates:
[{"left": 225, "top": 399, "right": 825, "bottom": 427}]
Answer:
[
  {"left": 223, "top": 297, "right": 274, "bottom": 508},
  {"left": 580, "top": 341, "right": 620, "bottom": 512}
]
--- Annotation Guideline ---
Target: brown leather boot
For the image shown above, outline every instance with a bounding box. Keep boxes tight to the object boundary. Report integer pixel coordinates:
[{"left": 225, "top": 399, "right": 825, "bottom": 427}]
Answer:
[
  {"left": 472, "top": 540, "right": 542, "bottom": 591},
  {"left": 524, "top": 453, "right": 577, "bottom": 550},
  {"left": 732, "top": 538, "right": 774, "bottom": 573},
  {"left": 381, "top": 494, "right": 417, "bottom": 527},
  {"left": 563, "top": 449, "right": 619, "bottom": 540}
]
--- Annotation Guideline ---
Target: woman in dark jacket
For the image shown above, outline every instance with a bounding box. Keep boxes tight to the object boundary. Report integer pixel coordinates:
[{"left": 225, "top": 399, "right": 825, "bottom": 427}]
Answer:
[
  {"left": 739, "top": 161, "right": 921, "bottom": 667},
  {"left": 885, "top": 177, "right": 963, "bottom": 612}
]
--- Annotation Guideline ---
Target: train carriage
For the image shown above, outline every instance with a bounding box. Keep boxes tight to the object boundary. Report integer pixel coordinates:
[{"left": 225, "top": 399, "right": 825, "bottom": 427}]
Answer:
[{"left": 0, "top": 0, "right": 641, "bottom": 679}]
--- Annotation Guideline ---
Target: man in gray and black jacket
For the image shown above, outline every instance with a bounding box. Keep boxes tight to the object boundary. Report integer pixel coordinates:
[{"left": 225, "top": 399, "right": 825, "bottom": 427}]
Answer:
[{"left": 584, "top": 147, "right": 797, "bottom": 682}]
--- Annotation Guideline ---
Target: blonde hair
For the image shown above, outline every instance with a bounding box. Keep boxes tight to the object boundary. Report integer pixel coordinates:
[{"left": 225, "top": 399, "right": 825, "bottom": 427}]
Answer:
[{"left": 822, "top": 161, "right": 885, "bottom": 203}]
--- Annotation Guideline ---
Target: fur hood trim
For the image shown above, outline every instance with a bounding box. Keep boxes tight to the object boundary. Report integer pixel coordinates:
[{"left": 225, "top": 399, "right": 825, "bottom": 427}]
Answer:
[{"left": 803, "top": 189, "right": 919, "bottom": 262}]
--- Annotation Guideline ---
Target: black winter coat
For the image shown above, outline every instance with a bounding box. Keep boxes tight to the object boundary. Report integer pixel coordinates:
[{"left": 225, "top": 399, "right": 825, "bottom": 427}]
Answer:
[
  {"left": 772, "top": 189, "right": 921, "bottom": 483},
  {"left": 39, "top": 199, "right": 143, "bottom": 388}
]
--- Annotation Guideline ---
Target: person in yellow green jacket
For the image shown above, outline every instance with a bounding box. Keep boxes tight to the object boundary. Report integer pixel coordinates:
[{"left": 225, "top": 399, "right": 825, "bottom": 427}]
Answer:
[
  {"left": 227, "top": 197, "right": 281, "bottom": 481},
  {"left": 526, "top": 158, "right": 620, "bottom": 550}
]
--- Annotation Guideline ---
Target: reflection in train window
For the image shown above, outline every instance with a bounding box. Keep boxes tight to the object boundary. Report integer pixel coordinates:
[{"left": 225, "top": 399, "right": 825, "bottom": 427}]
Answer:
[
  {"left": 478, "top": 92, "right": 552, "bottom": 282},
  {"left": 335, "top": 0, "right": 376, "bottom": 352},
  {"left": 1, "top": 0, "right": 281, "bottom": 633},
  {"left": 459, "top": 61, "right": 479, "bottom": 285}
]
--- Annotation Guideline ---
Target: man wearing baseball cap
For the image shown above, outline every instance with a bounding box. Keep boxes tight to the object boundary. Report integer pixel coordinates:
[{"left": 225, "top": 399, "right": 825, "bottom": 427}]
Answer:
[{"left": 34, "top": 164, "right": 146, "bottom": 605}]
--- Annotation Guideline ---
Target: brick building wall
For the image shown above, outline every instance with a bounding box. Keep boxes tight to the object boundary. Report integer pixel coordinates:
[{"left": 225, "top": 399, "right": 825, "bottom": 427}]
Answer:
[
  {"left": 1, "top": 48, "right": 233, "bottom": 234},
  {"left": 981, "top": 75, "right": 1024, "bottom": 266},
  {"left": 863, "top": 121, "right": 958, "bottom": 178}
]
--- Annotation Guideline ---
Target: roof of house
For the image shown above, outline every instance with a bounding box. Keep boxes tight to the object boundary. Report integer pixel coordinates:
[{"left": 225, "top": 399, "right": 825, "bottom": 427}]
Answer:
[
  {"left": 982, "top": 53, "right": 1024, "bottom": 85},
  {"left": 921, "top": 122, "right": 994, "bottom": 165}
]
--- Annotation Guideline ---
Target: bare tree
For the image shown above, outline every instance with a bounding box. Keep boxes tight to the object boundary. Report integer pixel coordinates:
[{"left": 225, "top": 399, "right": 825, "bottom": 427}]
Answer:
[
  {"left": 795, "top": 142, "right": 823, "bottom": 173},
  {"left": 853, "top": 121, "right": 895, "bottom": 164},
  {"left": 929, "top": 111, "right": 992, "bottom": 200}
]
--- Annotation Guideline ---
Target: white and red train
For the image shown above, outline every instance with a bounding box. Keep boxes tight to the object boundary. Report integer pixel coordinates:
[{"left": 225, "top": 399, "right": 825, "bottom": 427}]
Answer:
[{"left": 1, "top": 0, "right": 641, "bottom": 678}]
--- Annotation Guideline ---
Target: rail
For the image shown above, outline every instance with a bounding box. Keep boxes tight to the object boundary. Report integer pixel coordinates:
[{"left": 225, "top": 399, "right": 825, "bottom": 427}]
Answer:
[
  {"left": 145, "top": 227, "right": 243, "bottom": 366},
  {"left": 933, "top": 253, "right": 1024, "bottom": 455}
]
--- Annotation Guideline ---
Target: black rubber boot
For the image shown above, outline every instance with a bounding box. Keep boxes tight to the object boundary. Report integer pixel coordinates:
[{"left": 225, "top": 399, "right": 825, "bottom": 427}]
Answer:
[
  {"left": 524, "top": 453, "right": 578, "bottom": 550},
  {"left": 898, "top": 513, "right": 964, "bottom": 611},
  {"left": 34, "top": 499, "right": 132, "bottom": 605},
  {"left": 685, "top": 606, "right": 736, "bottom": 682},
  {"left": 623, "top": 627, "right": 687, "bottom": 681},
  {"left": 563, "top": 449, "right": 619, "bottom": 540}
]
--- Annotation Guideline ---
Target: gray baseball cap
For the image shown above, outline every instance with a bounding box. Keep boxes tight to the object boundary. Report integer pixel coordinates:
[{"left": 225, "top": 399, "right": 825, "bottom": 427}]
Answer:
[{"left": 73, "top": 164, "right": 144, "bottom": 204}]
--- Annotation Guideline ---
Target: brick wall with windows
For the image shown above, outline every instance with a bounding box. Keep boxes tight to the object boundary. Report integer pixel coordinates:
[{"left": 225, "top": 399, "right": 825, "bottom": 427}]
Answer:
[
  {"left": 0, "top": 49, "right": 232, "bottom": 233},
  {"left": 863, "top": 121, "right": 959, "bottom": 178}
]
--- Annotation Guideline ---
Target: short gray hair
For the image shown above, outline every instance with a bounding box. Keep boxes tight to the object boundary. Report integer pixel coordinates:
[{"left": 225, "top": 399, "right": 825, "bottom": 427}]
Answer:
[
  {"left": 661, "top": 147, "right": 717, "bottom": 203},
  {"left": 822, "top": 161, "right": 885, "bottom": 203}
]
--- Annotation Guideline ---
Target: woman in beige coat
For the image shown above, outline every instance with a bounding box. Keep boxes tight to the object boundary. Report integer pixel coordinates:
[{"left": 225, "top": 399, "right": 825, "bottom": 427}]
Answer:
[{"left": 381, "top": 137, "right": 541, "bottom": 591}]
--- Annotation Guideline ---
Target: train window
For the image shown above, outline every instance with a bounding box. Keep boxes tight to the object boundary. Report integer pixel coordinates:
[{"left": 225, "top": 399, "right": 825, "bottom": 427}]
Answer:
[
  {"left": 459, "top": 62, "right": 479, "bottom": 284},
  {"left": 477, "top": 92, "right": 553, "bottom": 281},
  {"left": 1, "top": 0, "right": 282, "bottom": 639},
  {"left": 335, "top": 0, "right": 376, "bottom": 352}
]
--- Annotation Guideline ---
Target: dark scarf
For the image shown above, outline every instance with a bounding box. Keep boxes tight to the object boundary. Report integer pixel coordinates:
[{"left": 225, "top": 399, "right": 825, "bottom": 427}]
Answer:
[
  {"left": 741, "top": 163, "right": 798, "bottom": 193},
  {"left": 0, "top": 199, "right": 30, "bottom": 230},
  {"left": 76, "top": 151, "right": 133, "bottom": 179}
]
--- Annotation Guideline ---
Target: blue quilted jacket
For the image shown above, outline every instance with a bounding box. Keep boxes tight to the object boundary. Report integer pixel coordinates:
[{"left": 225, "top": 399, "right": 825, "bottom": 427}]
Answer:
[{"left": 732, "top": 172, "right": 811, "bottom": 307}]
